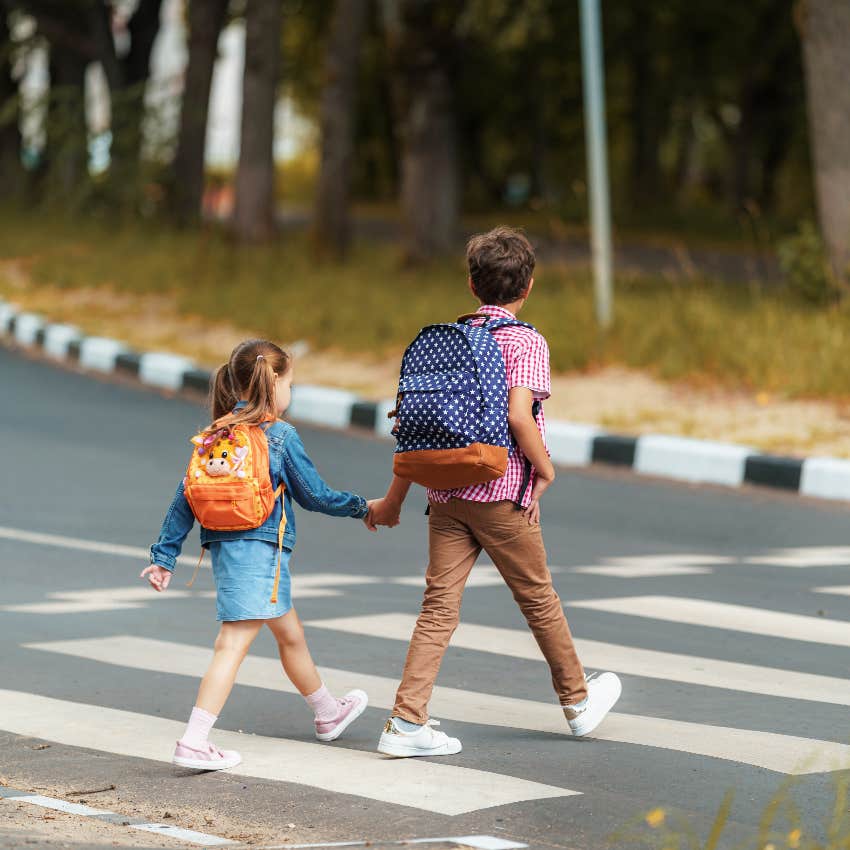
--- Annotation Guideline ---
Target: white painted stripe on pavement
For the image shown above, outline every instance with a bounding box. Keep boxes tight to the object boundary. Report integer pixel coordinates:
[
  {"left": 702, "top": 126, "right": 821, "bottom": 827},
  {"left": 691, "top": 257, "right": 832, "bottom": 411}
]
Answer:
[
  {"left": 130, "top": 823, "right": 234, "bottom": 846},
  {"left": 814, "top": 585, "right": 850, "bottom": 597},
  {"left": 2, "top": 585, "right": 339, "bottom": 615},
  {"left": 571, "top": 554, "right": 731, "bottom": 578},
  {"left": 304, "top": 613, "right": 850, "bottom": 707},
  {"left": 7, "top": 789, "right": 235, "bottom": 846},
  {"left": 26, "top": 636, "right": 850, "bottom": 775},
  {"left": 0, "top": 690, "right": 575, "bottom": 814},
  {"left": 274, "top": 838, "right": 526, "bottom": 850},
  {"left": 0, "top": 525, "right": 197, "bottom": 567},
  {"left": 11, "top": 793, "right": 112, "bottom": 817},
  {"left": 571, "top": 595, "right": 850, "bottom": 647},
  {"left": 745, "top": 546, "right": 850, "bottom": 567}
]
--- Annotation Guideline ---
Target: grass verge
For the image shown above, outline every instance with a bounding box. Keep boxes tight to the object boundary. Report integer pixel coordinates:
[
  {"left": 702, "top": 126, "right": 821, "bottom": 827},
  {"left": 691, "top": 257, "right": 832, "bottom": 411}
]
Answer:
[{"left": 2, "top": 207, "right": 850, "bottom": 400}]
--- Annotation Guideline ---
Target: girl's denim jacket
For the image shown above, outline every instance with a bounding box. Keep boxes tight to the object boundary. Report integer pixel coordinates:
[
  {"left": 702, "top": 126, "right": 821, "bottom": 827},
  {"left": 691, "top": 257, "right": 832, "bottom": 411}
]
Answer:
[{"left": 150, "top": 420, "right": 368, "bottom": 570}]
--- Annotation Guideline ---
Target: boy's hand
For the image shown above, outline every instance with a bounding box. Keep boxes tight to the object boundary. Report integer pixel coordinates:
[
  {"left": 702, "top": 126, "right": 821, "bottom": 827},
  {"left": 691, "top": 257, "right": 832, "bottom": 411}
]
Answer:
[
  {"left": 523, "top": 469, "right": 555, "bottom": 525},
  {"left": 140, "top": 564, "right": 172, "bottom": 591}
]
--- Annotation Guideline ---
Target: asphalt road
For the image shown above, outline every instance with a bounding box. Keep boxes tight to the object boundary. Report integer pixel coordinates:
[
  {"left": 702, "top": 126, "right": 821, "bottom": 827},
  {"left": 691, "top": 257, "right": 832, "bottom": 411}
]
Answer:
[{"left": 2, "top": 345, "right": 849, "bottom": 850}]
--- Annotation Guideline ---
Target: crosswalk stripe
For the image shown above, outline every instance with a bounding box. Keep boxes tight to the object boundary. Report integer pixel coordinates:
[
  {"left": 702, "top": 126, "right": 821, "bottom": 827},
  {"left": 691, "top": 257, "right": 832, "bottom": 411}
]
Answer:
[
  {"left": 0, "top": 689, "right": 576, "bottom": 815},
  {"left": 570, "top": 595, "right": 850, "bottom": 647},
  {"left": 0, "top": 525, "right": 197, "bottom": 567},
  {"left": 744, "top": 547, "right": 850, "bottom": 568},
  {"left": 303, "top": 613, "right": 850, "bottom": 707},
  {"left": 25, "top": 636, "right": 850, "bottom": 775},
  {"left": 572, "top": 553, "right": 730, "bottom": 578},
  {"left": 813, "top": 585, "right": 850, "bottom": 597},
  {"left": 1, "top": 585, "right": 340, "bottom": 615}
]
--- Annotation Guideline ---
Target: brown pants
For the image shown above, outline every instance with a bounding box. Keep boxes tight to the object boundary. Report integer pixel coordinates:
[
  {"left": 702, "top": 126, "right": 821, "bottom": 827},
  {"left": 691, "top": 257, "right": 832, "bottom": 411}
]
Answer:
[{"left": 392, "top": 498, "right": 587, "bottom": 724}]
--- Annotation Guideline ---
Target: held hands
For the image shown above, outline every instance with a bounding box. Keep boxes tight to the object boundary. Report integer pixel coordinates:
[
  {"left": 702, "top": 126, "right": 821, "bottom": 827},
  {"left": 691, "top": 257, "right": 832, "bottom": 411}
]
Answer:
[
  {"left": 363, "top": 497, "right": 402, "bottom": 532},
  {"left": 140, "top": 564, "right": 172, "bottom": 592}
]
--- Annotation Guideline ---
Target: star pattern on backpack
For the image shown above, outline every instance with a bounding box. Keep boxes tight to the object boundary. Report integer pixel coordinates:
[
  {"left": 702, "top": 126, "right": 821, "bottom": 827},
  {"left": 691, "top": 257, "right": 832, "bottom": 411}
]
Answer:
[{"left": 393, "top": 317, "right": 532, "bottom": 454}]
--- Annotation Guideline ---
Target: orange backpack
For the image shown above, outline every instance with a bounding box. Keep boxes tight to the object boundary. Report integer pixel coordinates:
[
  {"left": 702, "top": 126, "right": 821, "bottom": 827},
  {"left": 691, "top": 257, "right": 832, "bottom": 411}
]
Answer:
[{"left": 183, "top": 422, "right": 286, "bottom": 602}]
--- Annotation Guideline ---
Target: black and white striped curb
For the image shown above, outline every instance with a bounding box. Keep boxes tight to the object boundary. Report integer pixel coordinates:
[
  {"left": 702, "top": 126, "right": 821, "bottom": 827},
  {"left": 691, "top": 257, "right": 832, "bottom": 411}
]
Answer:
[{"left": 3, "top": 298, "right": 850, "bottom": 503}]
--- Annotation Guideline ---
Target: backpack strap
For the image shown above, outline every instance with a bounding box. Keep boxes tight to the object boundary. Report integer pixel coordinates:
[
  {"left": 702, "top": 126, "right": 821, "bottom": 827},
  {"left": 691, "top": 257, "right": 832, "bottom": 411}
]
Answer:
[
  {"left": 269, "top": 483, "right": 286, "bottom": 603},
  {"left": 514, "top": 399, "right": 542, "bottom": 511}
]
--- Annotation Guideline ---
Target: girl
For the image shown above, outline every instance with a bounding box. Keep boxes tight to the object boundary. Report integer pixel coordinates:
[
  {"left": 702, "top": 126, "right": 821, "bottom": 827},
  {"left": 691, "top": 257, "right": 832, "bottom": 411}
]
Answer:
[{"left": 142, "top": 339, "right": 371, "bottom": 770}]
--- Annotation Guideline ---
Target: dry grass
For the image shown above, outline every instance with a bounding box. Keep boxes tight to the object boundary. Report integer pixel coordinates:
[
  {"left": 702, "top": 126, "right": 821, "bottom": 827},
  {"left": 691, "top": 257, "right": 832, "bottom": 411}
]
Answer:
[{"left": 5, "top": 208, "right": 850, "bottom": 455}]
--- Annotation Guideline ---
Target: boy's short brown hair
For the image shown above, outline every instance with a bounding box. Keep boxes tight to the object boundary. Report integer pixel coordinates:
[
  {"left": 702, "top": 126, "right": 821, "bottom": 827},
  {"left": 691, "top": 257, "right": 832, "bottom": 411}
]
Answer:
[{"left": 466, "top": 226, "right": 536, "bottom": 305}]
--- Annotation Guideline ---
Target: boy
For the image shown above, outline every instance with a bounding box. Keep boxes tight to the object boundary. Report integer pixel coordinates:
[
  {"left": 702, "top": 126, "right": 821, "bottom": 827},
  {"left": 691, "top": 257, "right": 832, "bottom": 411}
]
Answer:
[{"left": 368, "top": 226, "right": 621, "bottom": 757}]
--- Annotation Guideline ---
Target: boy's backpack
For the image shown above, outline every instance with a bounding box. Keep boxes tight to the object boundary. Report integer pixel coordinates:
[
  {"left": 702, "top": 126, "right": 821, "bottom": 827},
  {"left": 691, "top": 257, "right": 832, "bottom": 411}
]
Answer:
[
  {"left": 389, "top": 312, "right": 539, "bottom": 493},
  {"left": 183, "top": 421, "right": 287, "bottom": 602}
]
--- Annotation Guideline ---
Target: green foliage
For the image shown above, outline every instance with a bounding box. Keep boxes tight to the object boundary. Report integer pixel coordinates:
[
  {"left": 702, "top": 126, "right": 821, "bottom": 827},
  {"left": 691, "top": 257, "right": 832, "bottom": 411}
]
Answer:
[
  {"left": 7, "top": 210, "right": 850, "bottom": 398},
  {"left": 777, "top": 221, "right": 844, "bottom": 304}
]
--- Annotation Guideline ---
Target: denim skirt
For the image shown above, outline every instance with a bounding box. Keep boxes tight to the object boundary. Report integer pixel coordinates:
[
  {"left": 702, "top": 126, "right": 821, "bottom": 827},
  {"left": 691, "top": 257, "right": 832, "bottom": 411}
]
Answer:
[{"left": 208, "top": 538, "right": 293, "bottom": 622}]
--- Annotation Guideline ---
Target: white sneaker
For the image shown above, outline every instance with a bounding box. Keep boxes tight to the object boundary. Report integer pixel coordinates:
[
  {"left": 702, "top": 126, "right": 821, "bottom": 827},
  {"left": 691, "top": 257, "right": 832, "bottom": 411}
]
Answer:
[
  {"left": 563, "top": 672, "right": 622, "bottom": 737},
  {"left": 377, "top": 718, "right": 462, "bottom": 757}
]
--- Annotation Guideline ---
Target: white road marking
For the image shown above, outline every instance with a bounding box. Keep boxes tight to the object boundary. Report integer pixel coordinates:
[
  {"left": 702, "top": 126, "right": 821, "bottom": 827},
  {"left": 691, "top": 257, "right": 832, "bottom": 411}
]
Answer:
[
  {"left": 744, "top": 547, "right": 850, "bottom": 568},
  {"left": 813, "top": 585, "right": 850, "bottom": 597},
  {"left": 7, "top": 793, "right": 112, "bottom": 817},
  {"left": 0, "top": 690, "right": 576, "bottom": 815},
  {"left": 129, "top": 823, "right": 234, "bottom": 846},
  {"left": 571, "top": 595, "right": 850, "bottom": 647},
  {"left": 26, "top": 636, "right": 850, "bottom": 775},
  {"left": 392, "top": 566, "right": 507, "bottom": 589},
  {"left": 273, "top": 838, "right": 526, "bottom": 850},
  {"left": 0, "top": 525, "right": 197, "bottom": 567},
  {"left": 572, "top": 554, "right": 731, "bottom": 578},
  {"left": 303, "top": 613, "right": 850, "bottom": 707},
  {"left": 1, "top": 585, "right": 340, "bottom": 614},
  {"left": 3, "top": 788, "right": 234, "bottom": 846}
]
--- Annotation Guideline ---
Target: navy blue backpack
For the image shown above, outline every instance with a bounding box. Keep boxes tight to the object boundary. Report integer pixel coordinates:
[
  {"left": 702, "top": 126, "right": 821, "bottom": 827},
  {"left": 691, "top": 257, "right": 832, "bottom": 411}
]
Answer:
[{"left": 389, "top": 312, "right": 539, "bottom": 494}]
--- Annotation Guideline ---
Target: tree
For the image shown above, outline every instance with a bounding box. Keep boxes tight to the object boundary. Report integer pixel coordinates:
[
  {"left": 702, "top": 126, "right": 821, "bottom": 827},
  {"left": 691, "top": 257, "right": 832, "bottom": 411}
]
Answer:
[
  {"left": 0, "top": 2, "right": 25, "bottom": 196},
  {"left": 231, "top": 0, "right": 283, "bottom": 242},
  {"left": 799, "top": 0, "right": 850, "bottom": 279},
  {"left": 383, "top": 0, "right": 461, "bottom": 263},
  {"left": 312, "top": 0, "right": 367, "bottom": 260},
  {"left": 171, "top": 0, "right": 229, "bottom": 224}
]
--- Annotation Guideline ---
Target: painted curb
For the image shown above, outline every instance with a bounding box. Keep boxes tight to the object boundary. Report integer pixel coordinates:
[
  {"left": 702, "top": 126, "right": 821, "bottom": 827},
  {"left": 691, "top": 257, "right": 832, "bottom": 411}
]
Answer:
[{"left": 0, "top": 298, "right": 842, "bottom": 502}]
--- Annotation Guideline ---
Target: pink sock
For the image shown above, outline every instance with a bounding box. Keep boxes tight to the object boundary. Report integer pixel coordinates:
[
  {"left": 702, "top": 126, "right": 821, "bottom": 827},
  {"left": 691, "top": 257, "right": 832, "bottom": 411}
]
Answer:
[
  {"left": 181, "top": 706, "right": 217, "bottom": 748},
  {"left": 305, "top": 685, "right": 338, "bottom": 722}
]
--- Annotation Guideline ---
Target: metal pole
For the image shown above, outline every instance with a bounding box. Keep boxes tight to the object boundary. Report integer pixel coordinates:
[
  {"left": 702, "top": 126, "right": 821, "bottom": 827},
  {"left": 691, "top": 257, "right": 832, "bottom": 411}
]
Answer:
[{"left": 579, "top": 0, "right": 614, "bottom": 328}]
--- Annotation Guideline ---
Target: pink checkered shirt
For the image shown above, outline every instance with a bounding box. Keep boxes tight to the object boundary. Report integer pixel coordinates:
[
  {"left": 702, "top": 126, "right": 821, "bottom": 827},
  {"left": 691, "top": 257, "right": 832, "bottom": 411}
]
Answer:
[{"left": 427, "top": 304, "right": 550, "bottom": 508}]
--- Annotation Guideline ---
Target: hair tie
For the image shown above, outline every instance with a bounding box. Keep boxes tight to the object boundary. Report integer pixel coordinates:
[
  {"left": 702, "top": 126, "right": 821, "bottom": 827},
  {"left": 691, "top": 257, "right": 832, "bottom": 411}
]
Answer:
[{"left": 256, "top": 354, "right": 264, "bottom": 362}]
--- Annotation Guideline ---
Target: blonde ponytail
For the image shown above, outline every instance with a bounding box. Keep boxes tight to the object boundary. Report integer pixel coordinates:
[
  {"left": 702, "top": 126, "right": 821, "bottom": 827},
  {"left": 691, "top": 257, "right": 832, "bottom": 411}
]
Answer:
[{"left": 204, "top": 340, "right": 291, "bottom": 434}]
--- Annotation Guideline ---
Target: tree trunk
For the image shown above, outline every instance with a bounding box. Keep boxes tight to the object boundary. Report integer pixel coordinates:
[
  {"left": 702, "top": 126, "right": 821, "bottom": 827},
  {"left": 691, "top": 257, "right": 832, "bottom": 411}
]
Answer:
[
  {"left": 231, "top": 0, "right": 282, "bottom": 243},
  {"left": 171, "top": 0, "right": 228, "bottom": 224},
  {"left": 0, "top": 3, "right": 24, "bottom": 197},
  {"left": 627, "top": 22, "right": 662, "bottom": 204},
  {"left": 799, "top": 0, "right": 850, "bottom": 279},
  {"left": 311, "top": 0, "right": 368, "bottom": 260},
  {"left": 46, "top": 41, "right": 88, "bottom": 199},
  {"left": 119, "top": 0, "right": 163, "bottom": 161},
  {"left": 384, "top": 1, "right": 460, "bottom": 263}
]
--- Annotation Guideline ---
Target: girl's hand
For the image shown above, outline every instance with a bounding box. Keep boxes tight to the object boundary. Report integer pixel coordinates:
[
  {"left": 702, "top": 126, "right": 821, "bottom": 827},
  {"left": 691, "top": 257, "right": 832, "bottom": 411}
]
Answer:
[{"left": 140, "top": 564, "right": 172, "bottom": 592}]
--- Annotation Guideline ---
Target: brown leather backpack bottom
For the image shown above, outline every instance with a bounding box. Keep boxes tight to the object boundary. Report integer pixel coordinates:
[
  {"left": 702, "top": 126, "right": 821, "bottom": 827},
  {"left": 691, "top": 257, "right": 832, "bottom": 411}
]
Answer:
[{"left": 393, "top": 443, "right": 508, "bottom": 489}]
